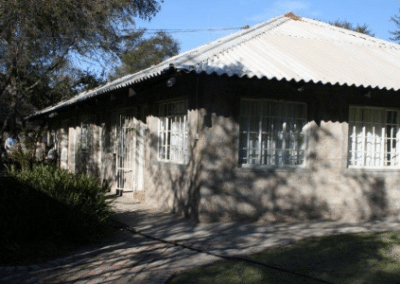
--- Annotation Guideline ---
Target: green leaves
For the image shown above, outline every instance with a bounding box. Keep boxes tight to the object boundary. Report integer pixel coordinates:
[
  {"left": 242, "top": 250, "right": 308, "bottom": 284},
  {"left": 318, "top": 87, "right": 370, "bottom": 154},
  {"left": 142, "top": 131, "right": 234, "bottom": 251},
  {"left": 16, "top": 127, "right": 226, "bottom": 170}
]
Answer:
[
  {"left": 5, "top": 164, "right": 113, "bottom": 243},
  {"left": 390, "top": 10, "right": 400, "bottom": 42},
  {"left": 110, "top": 31, "right": 180, "bottom": 79},
  {"left": 0, "top": 0, "right": 163, "bottom": 135},
  {"left": 330, "top": 20, "right": 375, "bottom": 37}
]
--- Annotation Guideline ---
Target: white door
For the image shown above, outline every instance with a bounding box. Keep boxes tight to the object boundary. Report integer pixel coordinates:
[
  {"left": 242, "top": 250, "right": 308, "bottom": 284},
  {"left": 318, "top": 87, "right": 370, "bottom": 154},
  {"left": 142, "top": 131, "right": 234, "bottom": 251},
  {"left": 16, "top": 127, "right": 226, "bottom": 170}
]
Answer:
[
  {"left": 115, "top": 110, "right": 146, "bottom": 193},
  {"left": 60, "top": 120, "right": 69, "bottom": 170}
]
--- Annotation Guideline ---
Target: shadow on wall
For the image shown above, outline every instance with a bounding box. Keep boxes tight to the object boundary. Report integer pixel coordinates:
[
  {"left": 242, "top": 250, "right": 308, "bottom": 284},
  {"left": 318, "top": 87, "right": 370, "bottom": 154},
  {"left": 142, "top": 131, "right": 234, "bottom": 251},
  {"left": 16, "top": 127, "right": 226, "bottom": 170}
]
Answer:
[
  {"left": 75, "top": 124, "right": 101, "bottom": 178},
  {"left": 76, "top": 146, "right": 100, "bottom": 177},
  {"left": 146, "top": 115, "right": 330, "bottom": 223},
  {"left": 343, "top": 172, "right": 388, "bottom": 221},
  {"left": 144, "top": 62, "right": 391, "bottom": 223}
]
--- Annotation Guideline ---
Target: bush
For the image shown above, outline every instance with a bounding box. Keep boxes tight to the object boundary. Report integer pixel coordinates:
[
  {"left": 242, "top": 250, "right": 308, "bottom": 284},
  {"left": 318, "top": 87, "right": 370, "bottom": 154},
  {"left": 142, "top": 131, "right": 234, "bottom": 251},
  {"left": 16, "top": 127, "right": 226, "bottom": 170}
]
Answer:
[
  {"left": 5, "top": 127, "right": 43, "bottom": 172},
  {"left": 1, "top": 164, "right": 113, "bottom": 247}
]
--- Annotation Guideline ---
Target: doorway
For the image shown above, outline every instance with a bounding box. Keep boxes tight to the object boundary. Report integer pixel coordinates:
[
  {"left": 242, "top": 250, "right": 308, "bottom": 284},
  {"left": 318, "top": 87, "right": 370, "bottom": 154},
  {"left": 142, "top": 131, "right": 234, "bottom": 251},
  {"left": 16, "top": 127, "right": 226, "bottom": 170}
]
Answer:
[{"left": 115, "top": 109, "right": 146, "bottom": 194}]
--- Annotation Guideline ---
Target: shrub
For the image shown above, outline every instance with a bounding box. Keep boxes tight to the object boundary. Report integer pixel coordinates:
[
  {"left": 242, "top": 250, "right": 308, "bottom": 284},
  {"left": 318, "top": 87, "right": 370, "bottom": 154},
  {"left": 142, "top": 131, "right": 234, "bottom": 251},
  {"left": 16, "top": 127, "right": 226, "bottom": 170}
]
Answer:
[
  {"left": 5, "top": 127, "right": 43, "bottom": 171},
  {"left": 0, "top": 176, "right": 71, "bottom": 246},
  {"left": 2, "top": 164, "right": 113, "bottom": 247}
]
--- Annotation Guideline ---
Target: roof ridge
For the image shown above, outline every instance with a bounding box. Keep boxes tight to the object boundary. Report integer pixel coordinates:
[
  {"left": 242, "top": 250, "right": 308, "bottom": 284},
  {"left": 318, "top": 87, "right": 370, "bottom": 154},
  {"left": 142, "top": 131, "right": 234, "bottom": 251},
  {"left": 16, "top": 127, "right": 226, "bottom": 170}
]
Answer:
[
  {"left": 270, "top": 32, "right": 400, "bottom": 50},
  {"left": 158, "top": 15, "right": 290, "bottom": 67},
  {"left": 302, "top": 17, "right": 400, "bottom": 50}
]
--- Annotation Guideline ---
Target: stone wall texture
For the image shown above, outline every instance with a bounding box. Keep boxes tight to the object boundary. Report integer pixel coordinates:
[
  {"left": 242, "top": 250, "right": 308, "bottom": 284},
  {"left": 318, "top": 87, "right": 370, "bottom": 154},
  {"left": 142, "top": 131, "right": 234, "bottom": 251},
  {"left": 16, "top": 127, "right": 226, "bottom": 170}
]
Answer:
[{"left": 47, "top": 74, "right": 400, "bottom": 223}]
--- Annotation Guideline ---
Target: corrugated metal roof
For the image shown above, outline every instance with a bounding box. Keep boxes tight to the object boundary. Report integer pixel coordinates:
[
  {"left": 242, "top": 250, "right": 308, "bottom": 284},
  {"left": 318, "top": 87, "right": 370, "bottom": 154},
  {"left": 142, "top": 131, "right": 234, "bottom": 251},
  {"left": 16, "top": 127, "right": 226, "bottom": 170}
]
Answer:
[{"left": 31, "top": 13, "right": 400, "bottom": 118}]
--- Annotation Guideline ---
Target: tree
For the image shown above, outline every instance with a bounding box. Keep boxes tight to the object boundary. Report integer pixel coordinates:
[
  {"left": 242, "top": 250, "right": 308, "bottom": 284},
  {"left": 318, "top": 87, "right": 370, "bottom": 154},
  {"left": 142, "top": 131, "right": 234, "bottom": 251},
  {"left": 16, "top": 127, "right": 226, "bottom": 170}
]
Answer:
[
  {"left": 390, "top": 10, "right": 400, "bottom": 42},
  {"left": 330, "top": 20, "right": 375, "bottom": 36},
  {"left": 110, "top": 31, "right": 180, "bottom": 79},
  {"left": 28, "top": 68, "right": 107, "bottom": 111},
  {"left": 0, "top": 0, "right": 163, "bottom": 140}
]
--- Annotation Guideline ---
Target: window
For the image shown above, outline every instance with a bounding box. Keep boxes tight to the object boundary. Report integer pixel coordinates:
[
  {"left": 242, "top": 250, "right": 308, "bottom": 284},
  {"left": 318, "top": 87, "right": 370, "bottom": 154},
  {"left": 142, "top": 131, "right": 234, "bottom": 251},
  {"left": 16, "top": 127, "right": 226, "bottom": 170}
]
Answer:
[
  {"left": 158, "top": 100, "right": 188, "bottom": 163},
  {"left": 81, "top": 121, "right": 90, "bottom": 152},
  {"left": 48, "top": 130, "right": 57, "bottom": 146},
  {"left": 348, "top": 106, "right": 400, "bottom": 168},
  {"left": 239, "top": 99, "right": 306, "bottom": 166}
]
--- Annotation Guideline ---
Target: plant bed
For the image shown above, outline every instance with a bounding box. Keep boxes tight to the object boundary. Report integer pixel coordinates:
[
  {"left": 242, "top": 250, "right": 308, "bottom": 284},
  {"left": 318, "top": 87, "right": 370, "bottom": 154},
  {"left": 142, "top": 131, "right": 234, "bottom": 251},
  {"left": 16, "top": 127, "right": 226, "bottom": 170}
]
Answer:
[
  {"left": 0, "top": 165, "right": 115, "bottom": 266},
  {"left": 0, "top": 223, "right": 119, "bottom": 266}
]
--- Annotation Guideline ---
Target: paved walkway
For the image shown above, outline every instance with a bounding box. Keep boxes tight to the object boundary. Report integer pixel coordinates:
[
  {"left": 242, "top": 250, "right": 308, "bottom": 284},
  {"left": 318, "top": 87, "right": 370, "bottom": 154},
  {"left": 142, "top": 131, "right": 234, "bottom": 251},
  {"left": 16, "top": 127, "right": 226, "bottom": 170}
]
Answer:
[{"left": 2, "top": 194, "right": 400, "bottom": 283}]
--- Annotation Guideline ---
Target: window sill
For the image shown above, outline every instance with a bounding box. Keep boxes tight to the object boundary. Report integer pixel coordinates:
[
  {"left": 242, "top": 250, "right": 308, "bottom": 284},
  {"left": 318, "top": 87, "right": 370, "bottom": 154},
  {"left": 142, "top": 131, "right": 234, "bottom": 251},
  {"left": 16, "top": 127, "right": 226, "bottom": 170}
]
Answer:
[
  {"left": 237, "top": 164, "right": 310, "bottom": 172},
  {"left": 346, "top": 167, "right": 400, "bottom": 173},
  {"left": 153, "top": 160, "right": 188, "bottom": 167}
]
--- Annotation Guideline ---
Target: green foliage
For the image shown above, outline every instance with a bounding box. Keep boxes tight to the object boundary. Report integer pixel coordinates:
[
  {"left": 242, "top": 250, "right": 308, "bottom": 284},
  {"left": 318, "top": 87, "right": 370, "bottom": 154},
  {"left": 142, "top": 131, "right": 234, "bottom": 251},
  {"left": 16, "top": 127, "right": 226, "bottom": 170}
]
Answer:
[
  {"left": 329, "top": 19, "right": 375, "bottom": 36},
  {"left": 28, "top": 68, "right": 107, "bottom": 111},
  {"left": 7, "top": 148, "right": 32, "bottom": 171},
  {"left": 1, "top": 164, "right": 113, "bottom": 249},
  {"left": 72, "top": 69, "right": 107, "bottom": 95},
  {"left": 110, "top": 31, "right": 180, "bottom": 79},
  {"left": 0, "top": 0, "right": 163, "bottom": 135},
  {"left": 390, "top": 10, "right": 400, "bottom": 42},
  {"left": 6, "top": 128, "right": 40, "bottom": 170}
]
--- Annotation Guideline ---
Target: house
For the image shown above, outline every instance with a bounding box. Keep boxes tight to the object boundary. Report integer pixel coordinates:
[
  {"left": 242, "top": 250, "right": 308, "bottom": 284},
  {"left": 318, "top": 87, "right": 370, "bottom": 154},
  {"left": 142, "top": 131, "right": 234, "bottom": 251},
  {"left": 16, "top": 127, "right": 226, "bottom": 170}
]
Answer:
[{"left": 29, "top": 13, "right": 400, "bottom": 222}]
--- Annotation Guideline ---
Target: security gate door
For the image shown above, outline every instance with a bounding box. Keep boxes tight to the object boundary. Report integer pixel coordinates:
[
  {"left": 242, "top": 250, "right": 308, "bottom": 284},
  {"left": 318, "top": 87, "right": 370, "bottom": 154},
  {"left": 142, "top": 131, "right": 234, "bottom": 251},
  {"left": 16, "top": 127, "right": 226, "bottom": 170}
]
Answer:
[
  {"left": 115, "top": 111, "right": 146, "bottom": 193},
  {"left": 60, "top": 120, "right": 69, "bottom": 170}
]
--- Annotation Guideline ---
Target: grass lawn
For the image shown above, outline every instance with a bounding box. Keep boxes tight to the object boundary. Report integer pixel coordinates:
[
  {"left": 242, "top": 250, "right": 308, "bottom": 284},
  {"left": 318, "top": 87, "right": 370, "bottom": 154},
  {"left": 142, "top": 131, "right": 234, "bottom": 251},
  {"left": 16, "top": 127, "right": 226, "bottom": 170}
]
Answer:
[{"left": 169, "top": 231, "right": 400, "bottom": 284}]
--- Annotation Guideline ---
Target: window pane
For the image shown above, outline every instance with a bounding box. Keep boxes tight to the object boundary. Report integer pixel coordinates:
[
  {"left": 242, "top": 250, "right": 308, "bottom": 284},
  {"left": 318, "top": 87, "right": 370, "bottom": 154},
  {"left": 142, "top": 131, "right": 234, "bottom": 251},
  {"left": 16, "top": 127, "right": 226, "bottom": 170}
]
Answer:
[
  {"left": 349, "top": 107, "right": 400, "bottom": 168},
  {"left": 239, "top": 133, "right": 248, "bottom": 149},
  {"left": 239, "top": 100, "right": 306, "bottom": 166},
  {"left": 296, "top": 104, "right": 306, "bottom": 119},
  {"left": 350, "top": 107, "right": 362, "bottom": 122},
  {"left": 262, "top": 101, "right": 271, "bottom": 116},
  {"left": 261, "top": 117, "right": 270, "bottom": 132},
  {"left": 250, "top": 116, "right": 259, "bottom": 132},
  {"left": 387, "top": 111, "right": 397, "bottom": 124},
  {"left": 158, "top": 102, "right": 188, "bottom": 163}
]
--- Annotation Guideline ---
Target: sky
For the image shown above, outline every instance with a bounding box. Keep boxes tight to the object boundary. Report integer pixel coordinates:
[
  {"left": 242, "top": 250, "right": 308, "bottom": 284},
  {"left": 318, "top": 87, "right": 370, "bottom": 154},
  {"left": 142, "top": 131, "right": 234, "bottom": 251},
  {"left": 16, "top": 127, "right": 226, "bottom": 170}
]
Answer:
[
  {"left": 135, "top": 0, "right": 400, "bottom": 52},
  {"left": 84, "top": 0, "right": 400, "bottom": 75}
]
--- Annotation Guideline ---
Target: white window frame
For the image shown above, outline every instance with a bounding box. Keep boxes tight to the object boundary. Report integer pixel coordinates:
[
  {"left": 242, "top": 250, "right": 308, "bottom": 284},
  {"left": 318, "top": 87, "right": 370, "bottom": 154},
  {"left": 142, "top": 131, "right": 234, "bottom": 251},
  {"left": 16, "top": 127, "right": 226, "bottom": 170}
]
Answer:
[
  {"left": 239, "top": 99, "right": 307, "bottom": 167},
  {"left": 348, "top": 106, "right": 400, "bottom": 168},
  {"left": 158, "top": 100, "right": 188, "bottom": 164},
  {"left": 47, "top": 129, "right": 57, "bottom": 147},
  {"left": 81, "top": 121, "right": 90, "bottom": 152}
]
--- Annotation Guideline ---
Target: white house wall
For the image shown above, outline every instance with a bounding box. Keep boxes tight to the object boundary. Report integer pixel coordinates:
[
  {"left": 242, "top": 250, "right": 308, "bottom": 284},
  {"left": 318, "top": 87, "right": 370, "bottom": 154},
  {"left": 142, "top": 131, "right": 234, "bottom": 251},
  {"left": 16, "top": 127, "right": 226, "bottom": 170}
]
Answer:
[
  {"left": 45, "top": 76, "right": 400, "bottom": 223},
  {"left": 137, "top": 78, "right": 400, "bottom": 223}
]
